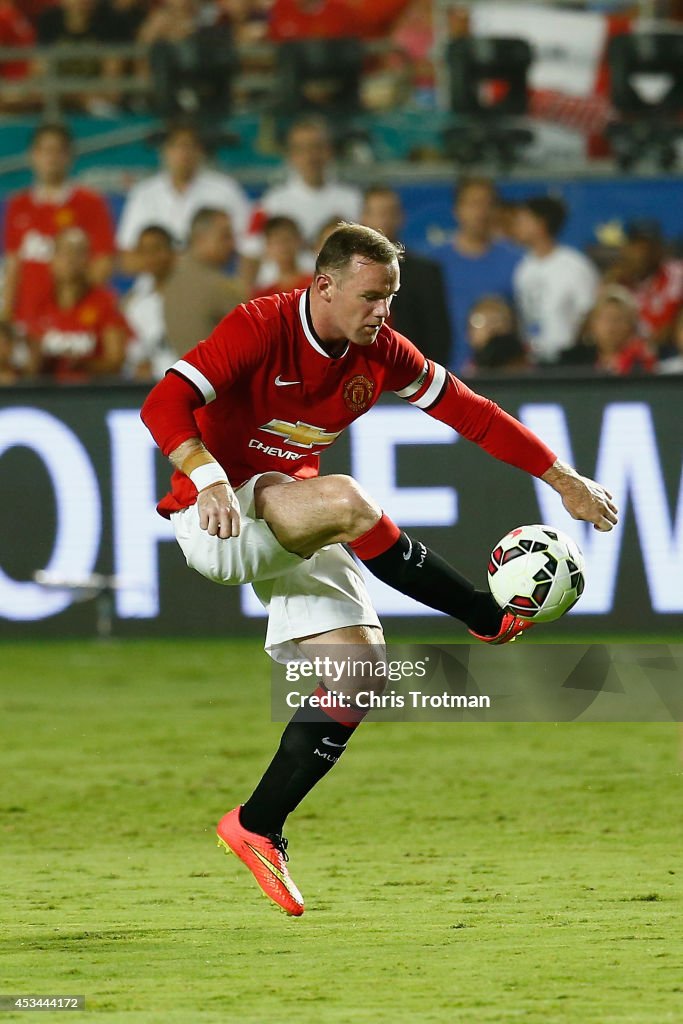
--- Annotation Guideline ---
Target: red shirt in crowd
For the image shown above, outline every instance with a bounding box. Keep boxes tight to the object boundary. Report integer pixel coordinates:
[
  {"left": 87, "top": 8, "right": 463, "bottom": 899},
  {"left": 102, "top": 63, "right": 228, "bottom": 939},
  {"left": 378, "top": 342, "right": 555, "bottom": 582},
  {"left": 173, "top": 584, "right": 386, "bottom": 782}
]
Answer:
[
  {"left": 633, "top": 261, "right": 683, "bottom": 340},
  {"left": 598, "top": 338, "right": 656, "bottom": 376},
  {"left": 0, "top": 2, "right": 35, "bottom": 79},
  {"left": 141, "top": 288, "right": 556, "bottom": 518},
  {"left": 27, "top": 285, "right": 131, "bottom": 382},
  {"left": 269, "top": 0, "right": 355, "bottom": 40},
  {"left": 269, "top": 0, "right": 410, "bottom": 41},
  {"left": 4, "top": 185, "right": 115, "bottom": 326}
]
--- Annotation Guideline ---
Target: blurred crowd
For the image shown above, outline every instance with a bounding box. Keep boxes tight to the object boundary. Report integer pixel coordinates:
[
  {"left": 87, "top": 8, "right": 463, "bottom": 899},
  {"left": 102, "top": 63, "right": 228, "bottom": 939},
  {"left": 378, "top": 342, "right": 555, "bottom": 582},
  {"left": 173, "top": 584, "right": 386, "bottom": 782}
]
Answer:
[
  {"left": 1, "top": 117, "right": 683, "bottom": 386},
  {"left": 0, "top": 0, "right": 442, "bottom": 116}
]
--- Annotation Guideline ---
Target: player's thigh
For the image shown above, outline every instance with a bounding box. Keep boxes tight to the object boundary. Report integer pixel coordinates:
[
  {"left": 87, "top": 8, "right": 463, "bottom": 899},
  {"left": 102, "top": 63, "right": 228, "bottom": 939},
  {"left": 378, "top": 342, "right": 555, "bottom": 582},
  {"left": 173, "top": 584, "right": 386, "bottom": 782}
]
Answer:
[
  {"left": 254, "top": 474, "right": 381, "bottom": 556},
  {"left": 172, "top": 476, "right": 303, "bottom": 585},
  {"left": 298, "top": 625, "right": 388, "bottom": 703}
]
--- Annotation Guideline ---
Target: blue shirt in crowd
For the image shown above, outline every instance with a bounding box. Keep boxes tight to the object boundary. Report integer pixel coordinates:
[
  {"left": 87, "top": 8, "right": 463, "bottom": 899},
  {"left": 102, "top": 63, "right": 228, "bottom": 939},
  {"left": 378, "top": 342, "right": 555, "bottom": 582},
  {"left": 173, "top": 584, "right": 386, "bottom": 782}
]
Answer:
[{"left": 431, "top": 239, "right": 522, "bottom": 371}]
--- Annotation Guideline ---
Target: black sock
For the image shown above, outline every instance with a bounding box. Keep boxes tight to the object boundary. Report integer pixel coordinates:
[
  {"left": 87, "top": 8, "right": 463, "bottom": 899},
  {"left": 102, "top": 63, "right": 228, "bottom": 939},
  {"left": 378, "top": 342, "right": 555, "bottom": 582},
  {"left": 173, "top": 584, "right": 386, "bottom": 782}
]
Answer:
[
  {"left": 359, "top": 531, "right": 503, "bottom": 636},
  {"left": 239, "top": 705, "right": 357, "bottom": 837}
]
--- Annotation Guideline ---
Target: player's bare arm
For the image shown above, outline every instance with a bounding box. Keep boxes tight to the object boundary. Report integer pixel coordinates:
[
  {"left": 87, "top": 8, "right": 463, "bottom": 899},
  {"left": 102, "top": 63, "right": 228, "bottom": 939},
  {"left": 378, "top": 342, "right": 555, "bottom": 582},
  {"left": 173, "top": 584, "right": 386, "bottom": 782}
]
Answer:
[
  {"left": 541, "top": 459, "right": 619, "bottom": 532},
  {"left": 169, "top": 438, "right": 241, "bottom": 539}
]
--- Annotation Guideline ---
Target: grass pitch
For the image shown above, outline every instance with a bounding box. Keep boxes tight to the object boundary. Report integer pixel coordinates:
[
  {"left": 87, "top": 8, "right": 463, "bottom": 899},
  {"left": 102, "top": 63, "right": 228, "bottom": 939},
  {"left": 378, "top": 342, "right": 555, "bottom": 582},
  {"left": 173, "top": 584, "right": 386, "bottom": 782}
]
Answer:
[{"left": 2, "top": 639, "right": 682, "bottom": 1024}]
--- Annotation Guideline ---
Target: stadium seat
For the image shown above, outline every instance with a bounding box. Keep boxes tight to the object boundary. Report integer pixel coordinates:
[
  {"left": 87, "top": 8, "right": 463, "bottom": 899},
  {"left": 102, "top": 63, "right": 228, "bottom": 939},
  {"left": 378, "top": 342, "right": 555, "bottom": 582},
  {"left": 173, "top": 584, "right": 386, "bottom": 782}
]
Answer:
[
  {"left": 606, "top": 32, "right": 683, "bottom": 171},
  {"left": 274, "top": 38, "right": 363, "bottom": 122},
  {"left": 443, "top": 36, "right": 534, "bottom": 169}
]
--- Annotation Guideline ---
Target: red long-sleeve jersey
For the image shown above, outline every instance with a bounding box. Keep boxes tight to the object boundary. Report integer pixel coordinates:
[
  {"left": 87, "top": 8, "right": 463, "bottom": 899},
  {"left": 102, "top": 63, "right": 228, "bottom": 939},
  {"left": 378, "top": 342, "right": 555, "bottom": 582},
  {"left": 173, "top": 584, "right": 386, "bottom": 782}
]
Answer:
[{"left": 141, "top": 288, "right": 556, "bottom": 518}]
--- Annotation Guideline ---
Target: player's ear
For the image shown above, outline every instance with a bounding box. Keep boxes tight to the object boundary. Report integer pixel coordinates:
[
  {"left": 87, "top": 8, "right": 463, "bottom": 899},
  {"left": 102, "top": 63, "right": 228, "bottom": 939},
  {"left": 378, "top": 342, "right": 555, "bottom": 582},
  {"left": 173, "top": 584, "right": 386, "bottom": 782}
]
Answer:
[{"left": 315, "top": 273, "right": 335, "bottom": 303}]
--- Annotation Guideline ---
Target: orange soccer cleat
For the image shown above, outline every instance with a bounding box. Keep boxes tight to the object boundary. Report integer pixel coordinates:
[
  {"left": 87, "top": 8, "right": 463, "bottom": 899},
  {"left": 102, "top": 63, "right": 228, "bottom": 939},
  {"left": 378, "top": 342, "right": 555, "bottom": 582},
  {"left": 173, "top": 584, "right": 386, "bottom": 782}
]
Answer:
[
  {"left": 468, "top": 610, "right": 535, "bottom": 645},
  {"left": 216, "top": 807, "right": 304, "bottom": 917}
]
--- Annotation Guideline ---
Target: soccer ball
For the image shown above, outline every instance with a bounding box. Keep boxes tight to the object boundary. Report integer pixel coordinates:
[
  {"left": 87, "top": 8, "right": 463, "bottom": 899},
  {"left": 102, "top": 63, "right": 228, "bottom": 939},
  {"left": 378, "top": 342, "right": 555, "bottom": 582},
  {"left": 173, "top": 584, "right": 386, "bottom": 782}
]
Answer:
[{"left": 487, "top": 524, "right": 586, "bottom": 623}]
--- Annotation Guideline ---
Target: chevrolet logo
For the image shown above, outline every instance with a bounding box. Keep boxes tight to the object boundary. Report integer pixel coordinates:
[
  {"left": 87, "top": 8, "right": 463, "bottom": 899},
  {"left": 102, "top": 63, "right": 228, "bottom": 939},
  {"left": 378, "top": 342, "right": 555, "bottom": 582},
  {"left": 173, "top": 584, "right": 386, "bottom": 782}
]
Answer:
[{"left": 259, "top": 419, "right": 342, "bottom": 449}]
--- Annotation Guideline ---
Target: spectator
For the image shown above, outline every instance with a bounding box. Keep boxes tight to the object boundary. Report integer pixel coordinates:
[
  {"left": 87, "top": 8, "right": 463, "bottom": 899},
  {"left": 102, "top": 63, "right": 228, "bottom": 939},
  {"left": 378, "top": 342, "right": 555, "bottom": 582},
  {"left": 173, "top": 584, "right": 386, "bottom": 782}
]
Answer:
[
  {"left": 216, "top": 0, "right": 270, "bottom": 44},
  {"left": 116, "top": 122, "right": 251, "bottom": 275},
  {"left": 105, "top": 0, "right": 147, "bottom": 41},
  {"left": 269, "top": 0, "right": 410, "bottom": 41},
  {"left": 138, "top": 0, "right": 236, "bottom": 123},
  {"left": 242, "top": 117, "right": 362, "bottom": 286},
  {"left": 162, "top": 207, "right": 245, "bottom": 355},
  {"left": 20, "top": 0, "right": 55, "bottom": 26},
  {"left": 36, "top": 0, "right": 125, "bottom": 113},
  {"left": 250, "top": 215, "right": 315, "bottom": 299},
  {"left": 2, "top": 122, "right": 115, "bottom": 330},
  {"left": 123, "top": 225, "right": 177, "bottom": 381},
  {"left": 513, "top": 195, "right": 599, "bottom": 365},
  {"left": 431, "top": 176, "right": 522, "bottom": 370},
  {"left": 26, "top": 227, "right": 130, "bottom": 382},
  {"left": 251, "top": 217, "right": 313, "bottom": 298},
  {"left": 655, "top": 305, "right": 683, "bottom": 375},
  {"left": 360, "top": 184, "right": 451, "bottom": 363},
  {"left": 465, "top": 295, "right": 528, "bottom": 375},
  {"left": 605, "top": 219, "right": 683, "bottom": 348},
  {"left": 562, "top": 287, "right": 655, "bottom": 376},
  {"left": 0, "top": 1, "right": 36, "bottom": 99},
  {"left": 0, "top": 322, "right": 20, "bottom": 384},
  {"left": 388, "top": 0, "right": 435, "bottom": 105},
  {"left": 268, "top": 0, "right": 355, "bottom": 41}
]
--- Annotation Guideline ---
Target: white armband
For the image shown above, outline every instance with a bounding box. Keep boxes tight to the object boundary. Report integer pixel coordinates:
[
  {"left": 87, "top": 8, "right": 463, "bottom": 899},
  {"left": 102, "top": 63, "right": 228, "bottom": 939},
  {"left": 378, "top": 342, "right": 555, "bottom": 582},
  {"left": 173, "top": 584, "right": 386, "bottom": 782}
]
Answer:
[{"left": 189, "top": 463, "right": 229, "bottom": 492}]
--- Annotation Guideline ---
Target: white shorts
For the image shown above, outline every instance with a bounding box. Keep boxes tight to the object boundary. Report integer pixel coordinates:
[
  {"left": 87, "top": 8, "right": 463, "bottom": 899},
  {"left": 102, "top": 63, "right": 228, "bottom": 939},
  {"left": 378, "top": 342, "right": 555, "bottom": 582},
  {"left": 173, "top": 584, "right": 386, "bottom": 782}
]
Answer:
[{"left": 171, "top": 474, "right": 381, "bottom": 663}]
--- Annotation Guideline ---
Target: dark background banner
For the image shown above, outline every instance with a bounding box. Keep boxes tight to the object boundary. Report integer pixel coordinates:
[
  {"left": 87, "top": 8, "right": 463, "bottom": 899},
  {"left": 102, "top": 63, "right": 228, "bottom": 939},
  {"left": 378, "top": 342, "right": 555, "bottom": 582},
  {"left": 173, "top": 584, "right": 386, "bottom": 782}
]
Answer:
[{"left": 1, "top": 377, "right": 681, "bottom": 638}]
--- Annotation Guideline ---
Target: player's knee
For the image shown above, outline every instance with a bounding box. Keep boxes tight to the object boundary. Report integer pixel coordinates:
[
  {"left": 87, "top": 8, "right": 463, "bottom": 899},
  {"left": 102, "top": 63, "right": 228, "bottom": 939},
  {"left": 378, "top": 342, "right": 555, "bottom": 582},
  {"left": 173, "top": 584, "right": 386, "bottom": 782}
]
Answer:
[{"left": 322, "top": 475, "right": 380, "bottom": 538}]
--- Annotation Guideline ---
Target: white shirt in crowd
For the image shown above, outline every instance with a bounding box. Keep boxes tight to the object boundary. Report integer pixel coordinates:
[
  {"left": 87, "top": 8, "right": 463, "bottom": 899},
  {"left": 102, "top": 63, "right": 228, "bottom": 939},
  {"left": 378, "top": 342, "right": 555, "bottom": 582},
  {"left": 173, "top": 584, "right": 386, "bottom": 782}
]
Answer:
[
  {"left": 514, "top": 245, "right": 599, "bottom": 363},
  {"left": 241, "top": 172, "right": 362, "bottom": 260},
  {"left": 116, "top": 169, "right": 251, "bottom": 251},
  {"left": 123, "top": 274, "right": 175, "bottom": 380}
]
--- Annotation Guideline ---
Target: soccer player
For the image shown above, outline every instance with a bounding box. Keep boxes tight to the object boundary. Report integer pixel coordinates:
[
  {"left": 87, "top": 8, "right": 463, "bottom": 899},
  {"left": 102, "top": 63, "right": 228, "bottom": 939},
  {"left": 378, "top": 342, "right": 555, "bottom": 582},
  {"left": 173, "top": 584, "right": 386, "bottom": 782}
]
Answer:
[{"left": 141, "top": 224, "right": 618, "bottom": 917}]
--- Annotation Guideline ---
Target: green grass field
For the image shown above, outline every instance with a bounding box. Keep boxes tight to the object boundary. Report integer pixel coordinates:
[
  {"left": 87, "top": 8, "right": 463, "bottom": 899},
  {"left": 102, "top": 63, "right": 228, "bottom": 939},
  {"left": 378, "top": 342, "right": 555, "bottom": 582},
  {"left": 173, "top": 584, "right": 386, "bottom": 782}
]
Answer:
[{"left": 2, "top": 639, "right": 682, "bottom": 1024}]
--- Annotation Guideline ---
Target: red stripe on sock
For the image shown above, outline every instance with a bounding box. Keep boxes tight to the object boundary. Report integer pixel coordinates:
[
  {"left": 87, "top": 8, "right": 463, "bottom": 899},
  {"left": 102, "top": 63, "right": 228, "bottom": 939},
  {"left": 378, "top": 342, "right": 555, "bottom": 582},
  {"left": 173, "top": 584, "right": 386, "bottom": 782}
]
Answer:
[
  {"left": 312, "top": 685, "right": 366, "bottom": 727},
  {"left": 349, "top": 512, "right": 401, "bottom": 561}
]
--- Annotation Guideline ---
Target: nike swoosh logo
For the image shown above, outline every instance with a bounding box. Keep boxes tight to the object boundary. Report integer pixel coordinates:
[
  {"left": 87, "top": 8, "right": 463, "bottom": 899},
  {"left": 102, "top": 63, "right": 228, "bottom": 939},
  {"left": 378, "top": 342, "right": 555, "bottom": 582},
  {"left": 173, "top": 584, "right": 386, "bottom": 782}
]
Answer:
[
  {"left": 275, "top": 375, "right": 301, "bottom": 387},
  {"left": 322, "top": 737, "right": 348, "bottom": 749},
  {"left": 244, "top": 841, "right": 288, "bottom": 886},
  {"left": 402, "top": 537, "right": 412, "bottom": 561}
]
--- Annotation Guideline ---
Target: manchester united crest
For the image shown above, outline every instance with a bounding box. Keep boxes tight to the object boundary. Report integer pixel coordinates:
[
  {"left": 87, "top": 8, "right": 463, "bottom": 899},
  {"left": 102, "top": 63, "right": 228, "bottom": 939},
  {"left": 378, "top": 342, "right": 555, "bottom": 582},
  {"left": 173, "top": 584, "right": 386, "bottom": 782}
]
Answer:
[{"left": 343, "top": 374, "right": 375, "bottom": 412}]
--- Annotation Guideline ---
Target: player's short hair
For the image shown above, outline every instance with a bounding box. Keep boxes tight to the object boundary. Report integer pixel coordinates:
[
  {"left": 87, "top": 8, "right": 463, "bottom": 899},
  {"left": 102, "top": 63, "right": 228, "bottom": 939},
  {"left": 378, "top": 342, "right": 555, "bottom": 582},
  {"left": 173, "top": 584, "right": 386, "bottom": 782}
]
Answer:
[
  {"left": 31, "top": 121, "right": 73, "bottom": 149},
  {"left": 137, "top": 224, "right": 175, "bottom": 248},
  {"left": 189, "top": 207, "right": 231, "bottom": 242},
  {"left": 315, "top": 222, "right": 404, "bottom": 276},
  {"left": 522, "top": 196, "right": 567, "bottom": 238}
]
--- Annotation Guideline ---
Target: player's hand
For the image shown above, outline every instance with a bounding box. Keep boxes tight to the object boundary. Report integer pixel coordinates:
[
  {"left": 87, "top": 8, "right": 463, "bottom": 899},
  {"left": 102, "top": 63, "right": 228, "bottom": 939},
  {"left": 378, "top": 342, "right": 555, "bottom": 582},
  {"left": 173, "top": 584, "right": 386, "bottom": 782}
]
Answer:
[
  {"left": 559, "top": 475, "right": 618, "bottom": 531},
  {"left": 197, "top": 482, "right": 241, "bottom": 539},
  {"left": 543, "top": 462, "right": 618, "bottom": 532}
]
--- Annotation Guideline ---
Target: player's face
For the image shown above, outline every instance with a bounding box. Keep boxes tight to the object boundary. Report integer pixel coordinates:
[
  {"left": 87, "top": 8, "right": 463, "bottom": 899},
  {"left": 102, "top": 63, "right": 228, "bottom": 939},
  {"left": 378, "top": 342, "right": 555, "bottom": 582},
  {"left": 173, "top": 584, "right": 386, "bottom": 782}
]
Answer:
[{"left": 322, "top": 257, "right": 400, "bottom": 347}]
